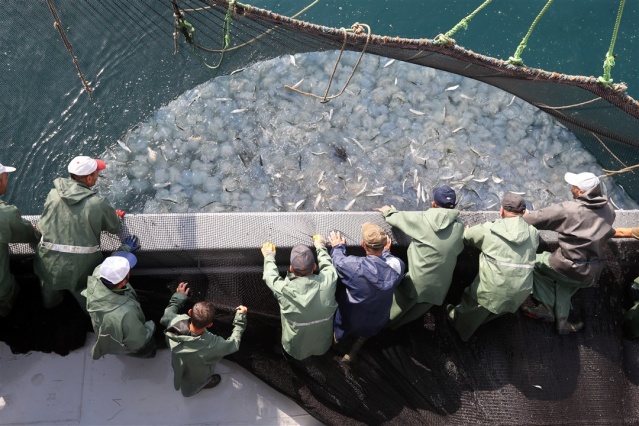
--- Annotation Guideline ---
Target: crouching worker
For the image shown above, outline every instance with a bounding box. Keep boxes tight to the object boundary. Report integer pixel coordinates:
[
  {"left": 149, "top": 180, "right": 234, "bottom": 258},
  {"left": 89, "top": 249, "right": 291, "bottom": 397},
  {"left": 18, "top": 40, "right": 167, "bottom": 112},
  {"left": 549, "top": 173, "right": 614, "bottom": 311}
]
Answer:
[
  {"left": 329, "top": 224, "right": 405, "bottom": 362},
  {"left": 83, "top": 247, "right": 156, "bottom": 359},
  {"left": 261, "top": 237, "right": 338, "bottom": 360},
  {"left": 447, "top": 194, "right": 539, "bottom": 341},
  {"left": 161, "top": 283, "right": 248, "bottom": 397}
]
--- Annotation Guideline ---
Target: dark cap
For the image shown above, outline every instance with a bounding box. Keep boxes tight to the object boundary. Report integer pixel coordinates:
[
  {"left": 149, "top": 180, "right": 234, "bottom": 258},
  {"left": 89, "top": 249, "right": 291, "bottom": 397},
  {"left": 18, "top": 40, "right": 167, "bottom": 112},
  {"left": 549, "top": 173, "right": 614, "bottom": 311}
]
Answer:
[
  {"left": 290, "top": 244, "right": 314, "bottom": 273},
  {"left": 433, "top": 185, "right": 456, "bottom": 208},
  {"left": 501, "top": 193, "right": 526, "bottom": 214}
]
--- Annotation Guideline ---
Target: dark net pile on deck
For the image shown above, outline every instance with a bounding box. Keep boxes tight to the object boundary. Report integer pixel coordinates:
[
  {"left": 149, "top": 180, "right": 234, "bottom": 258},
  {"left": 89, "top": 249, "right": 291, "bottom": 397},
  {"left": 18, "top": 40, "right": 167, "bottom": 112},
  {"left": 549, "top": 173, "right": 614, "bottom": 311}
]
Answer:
[{"left": 3, "top": 0, "right": 639, "bottom": 424}]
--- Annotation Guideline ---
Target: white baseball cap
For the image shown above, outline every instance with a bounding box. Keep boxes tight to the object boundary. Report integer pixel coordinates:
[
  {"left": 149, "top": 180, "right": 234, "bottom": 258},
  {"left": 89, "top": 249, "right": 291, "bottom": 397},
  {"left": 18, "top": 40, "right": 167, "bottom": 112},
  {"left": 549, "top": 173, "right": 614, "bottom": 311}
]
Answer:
[
  {"left": 100, "top": 256, "right": 132, "bottom": 285},
  {"left": 0, "top": 163, "right": 16, "bottom": 174},
  {"left": 68, "top": 156, "right": 106, "bottom": 176},
  {"left": 565, "top": 172, "right": 600, "bottom": 191}
]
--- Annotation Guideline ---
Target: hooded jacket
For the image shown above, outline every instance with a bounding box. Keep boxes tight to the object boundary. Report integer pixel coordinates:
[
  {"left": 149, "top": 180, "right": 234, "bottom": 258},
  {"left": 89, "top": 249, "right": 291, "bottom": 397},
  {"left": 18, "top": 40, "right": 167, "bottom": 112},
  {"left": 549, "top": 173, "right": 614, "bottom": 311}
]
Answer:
[
  {"left": 82, "top": 265, "right": 155, "bottom": 360},
  {"left": 383, "top": 207, "right": 464, "bottom": 305},
  {"left": 0, "top": 200, "right": 39, "bottom": 316},
  {"left": 465, "top": 216, "right": 540, "bottom": 314},
  {"left": 34, "top": 177, "right": 121, "bottom": 294},
  {"left": 524, "top": 185, "right": 615, "bottom": 282},
  {"left": 161, "top": 293, "right": 247, "bottom": 397},
  {"left": 262, "top": 246, "right": 338, "bottom": 360},
  {"left": 331, "top": 245, "right": 405, "bottom": 340}
]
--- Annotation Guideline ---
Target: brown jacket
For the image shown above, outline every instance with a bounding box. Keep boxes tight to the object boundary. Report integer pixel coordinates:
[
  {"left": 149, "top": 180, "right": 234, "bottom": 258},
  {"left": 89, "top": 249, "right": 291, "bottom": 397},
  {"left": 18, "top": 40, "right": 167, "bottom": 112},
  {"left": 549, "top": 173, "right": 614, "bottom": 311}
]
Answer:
[{"left": 524, "top": 185, "right": 615, "bottom": 282}]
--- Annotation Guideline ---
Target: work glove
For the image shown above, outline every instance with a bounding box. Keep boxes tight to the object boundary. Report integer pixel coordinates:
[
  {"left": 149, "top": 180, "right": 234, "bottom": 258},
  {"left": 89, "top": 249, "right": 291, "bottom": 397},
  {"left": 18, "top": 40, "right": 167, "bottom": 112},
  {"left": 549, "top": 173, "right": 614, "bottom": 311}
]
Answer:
[
  {"left": 313, "top": 234, "right": 326, "bottom": 249},
  {"left": 116, "top": 209, "right": 126, "bottom": 218},
  {"left": 632, "top": 227, "right": 639, "bottom": 240},
  {"left": 122, "top": 235, "right": 141, "bottom": 252},
  {"left": 261, "top": 242, "right": 276, "bottom": 258}
]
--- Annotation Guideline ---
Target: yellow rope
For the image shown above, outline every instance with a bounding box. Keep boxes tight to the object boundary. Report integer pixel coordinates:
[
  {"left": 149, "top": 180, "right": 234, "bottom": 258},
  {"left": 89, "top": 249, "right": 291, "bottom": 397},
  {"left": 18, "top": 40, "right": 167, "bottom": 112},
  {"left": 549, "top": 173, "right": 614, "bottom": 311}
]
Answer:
[{"left": 284, "top": 23, "right": 371, "bottom": 103}]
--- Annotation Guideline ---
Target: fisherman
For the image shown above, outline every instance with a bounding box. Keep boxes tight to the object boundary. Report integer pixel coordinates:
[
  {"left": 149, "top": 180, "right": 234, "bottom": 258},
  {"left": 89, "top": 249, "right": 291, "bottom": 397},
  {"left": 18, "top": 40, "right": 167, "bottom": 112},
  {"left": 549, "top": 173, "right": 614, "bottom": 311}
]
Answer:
[
  {"left": 160, "top": 282, "right": 248, "bottom": 397},
  {"left": 329, "top": 224, "right": 405, "bottom": 362},
  {"left": 522, "top": 172, "right": 616, "bottom": 334},
  {"left": 446, "top": 194, "right": 539, "bottom": 341},
  {"left": 83, "top": 246, "right": 156, "bottom": 359},
  {"left": 34, "top": 156, "right": 124, "bottom": 311},
  {"left": 0, "top": 162, "right": 40, "bottom": 317},
  {"left": 377, "top": 185, "right": 464, "bottom": 329},
  {"left": 261, "top": 237, "right": 338, "bottom": 360}
]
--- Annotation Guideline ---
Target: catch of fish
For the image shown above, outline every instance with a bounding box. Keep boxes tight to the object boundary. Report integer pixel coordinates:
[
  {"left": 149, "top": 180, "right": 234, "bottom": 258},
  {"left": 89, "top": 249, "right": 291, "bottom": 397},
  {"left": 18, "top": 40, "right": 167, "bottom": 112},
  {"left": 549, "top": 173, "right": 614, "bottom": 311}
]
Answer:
[{"left": 96, "top": 51, "right": 638, "bottom": 213}]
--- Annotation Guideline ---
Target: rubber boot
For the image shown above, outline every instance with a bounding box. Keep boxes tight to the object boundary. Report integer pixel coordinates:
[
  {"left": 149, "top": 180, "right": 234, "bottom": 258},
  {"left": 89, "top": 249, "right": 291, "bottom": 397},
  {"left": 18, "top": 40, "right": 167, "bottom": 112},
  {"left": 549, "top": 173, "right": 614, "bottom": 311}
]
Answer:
[
  {"left": 556, "top": 318, "right": 583, "bottom": 335},
  {"left": 203, "top": 374, "right": 221, "bottom": 389},
  {"left": 341, "top": 337, "right": 368, "bottom": 365}
]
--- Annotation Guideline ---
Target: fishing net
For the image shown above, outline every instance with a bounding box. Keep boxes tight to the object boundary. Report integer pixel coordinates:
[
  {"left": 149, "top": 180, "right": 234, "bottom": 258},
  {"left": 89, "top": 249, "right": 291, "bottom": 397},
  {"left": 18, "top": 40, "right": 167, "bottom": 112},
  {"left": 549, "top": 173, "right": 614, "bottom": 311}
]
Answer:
[
  {"left": 4, "top": 211, "right": 639, "bottom": 425},
  {"left": 4, "top": 0, "right": 639, "bottom": 424}
]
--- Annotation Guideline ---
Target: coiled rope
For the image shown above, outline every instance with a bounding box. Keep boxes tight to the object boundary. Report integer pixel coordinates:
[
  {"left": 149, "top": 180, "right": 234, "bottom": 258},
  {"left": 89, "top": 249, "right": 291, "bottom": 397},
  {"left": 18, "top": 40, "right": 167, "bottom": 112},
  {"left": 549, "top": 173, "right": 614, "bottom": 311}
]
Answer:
[{"left": 284, "top": 23, "right": 371, "bottom": 103}]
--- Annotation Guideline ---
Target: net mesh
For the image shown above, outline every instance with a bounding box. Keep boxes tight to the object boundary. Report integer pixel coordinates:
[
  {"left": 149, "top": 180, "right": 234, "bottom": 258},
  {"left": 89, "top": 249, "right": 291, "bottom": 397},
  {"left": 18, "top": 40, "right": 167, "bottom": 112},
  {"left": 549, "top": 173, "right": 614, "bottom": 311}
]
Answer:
[
  {"left": 4, "top": 1, "right": 639, "bottom": 424},
  {"left": 4, "top": 212, "right": 639, "bottom": 424}
]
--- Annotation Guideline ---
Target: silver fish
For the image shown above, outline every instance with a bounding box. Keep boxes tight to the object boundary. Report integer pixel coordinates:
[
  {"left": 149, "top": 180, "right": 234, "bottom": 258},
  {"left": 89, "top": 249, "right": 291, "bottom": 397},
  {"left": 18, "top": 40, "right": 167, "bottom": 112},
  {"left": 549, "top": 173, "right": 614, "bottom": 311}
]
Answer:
[
  {"left": 452, "top": 127, "right": 465, "bottom": 133},
  {"left": 445, "top": 84, "right": 459, "bottom": 91},
  {"left": 317, "top": 170, "right": 325, "bottom": 185},
  {"left": 313, "top": 194, "right": 322, "bottom": 210},
  {"left": 231, "top": 108, "right": 246, "bottom": 114},
  {"left": 291, "top": 78, "right": 304, "bottom": 89},
  {"left": 153, "top": 182, "right": 171, "bottom": 189},
  {"left": 147, "top": 147, "right": 157, "bottom": 163},
  {"left": 383, "top": 59, "right": 395, "bottom": 68},
  {"left": 409, "top": 109, "right": 426, "bottom": 116},
  {"left": 294, "top": 199, "right": 305, "bottom": 211},
  {"left": 116, "top": 140, "right": 132, "bottom": 153},
  {"left": 492, "top": 175, "right": 504, "bottom": 183},
  {"left": 343, "top": 198, "right": 357, "bottom": 211},
  {"left": 351, "top": 138, "right": 365, "bottom": 151},
  {"left": 289, "top": 55, "right": 297, "bottom": 67},
  {"left": 230, "top": 67, "right": 246, "bottom": 75},
  {"left": 356, "top": 182, "right": 368, "bottom": 197}
]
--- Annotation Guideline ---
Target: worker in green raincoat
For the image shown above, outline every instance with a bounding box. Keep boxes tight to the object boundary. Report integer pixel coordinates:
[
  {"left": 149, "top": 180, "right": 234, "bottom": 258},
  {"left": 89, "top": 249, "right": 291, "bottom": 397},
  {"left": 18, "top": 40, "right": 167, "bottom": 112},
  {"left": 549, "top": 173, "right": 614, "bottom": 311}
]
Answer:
[
  {"left": 446, "top": 194, "right": 539, "bottom": 341},
  {"left": 261, "top": 236, "right": 338, "bottom": 360},
  {"left": 161, "top": 282, "right": 248, "bottom": 397},
  {"left": 82, "top": 247, "right": 156, "bottom": 359},
  {"left": 34, "top": 156, "right": 123, "bottom": 310},
  {"left": 378, "top": 185, "right": 464, "bottom": 329},
  {"left": 0, "top": 163, "right": 40, "bottom": 316}
]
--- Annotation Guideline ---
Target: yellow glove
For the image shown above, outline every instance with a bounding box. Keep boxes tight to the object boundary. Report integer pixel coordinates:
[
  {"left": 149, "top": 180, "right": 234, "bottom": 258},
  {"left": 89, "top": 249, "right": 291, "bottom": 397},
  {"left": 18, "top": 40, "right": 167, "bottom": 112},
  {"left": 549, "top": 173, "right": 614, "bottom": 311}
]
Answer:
[
  {"left": 313, "top": 234, "right": 326, "bottom": 248},
  {"left": 261, "top": 242, "right": 276, "bottom": 258}
]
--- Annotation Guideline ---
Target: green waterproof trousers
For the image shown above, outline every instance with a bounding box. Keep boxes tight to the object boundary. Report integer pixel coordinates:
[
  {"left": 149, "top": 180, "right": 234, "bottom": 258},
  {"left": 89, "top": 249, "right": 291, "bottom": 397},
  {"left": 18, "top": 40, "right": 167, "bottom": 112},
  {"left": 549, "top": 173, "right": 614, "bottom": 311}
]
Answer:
[
  {"left": 450, "top": 276, "right": 503, "bottom": 342},
  {"left": 388, "top": 275, "right": 434, "bottom": 329},
  {"left": 532, "top": 252, "right": 591, "bottom": 320}
]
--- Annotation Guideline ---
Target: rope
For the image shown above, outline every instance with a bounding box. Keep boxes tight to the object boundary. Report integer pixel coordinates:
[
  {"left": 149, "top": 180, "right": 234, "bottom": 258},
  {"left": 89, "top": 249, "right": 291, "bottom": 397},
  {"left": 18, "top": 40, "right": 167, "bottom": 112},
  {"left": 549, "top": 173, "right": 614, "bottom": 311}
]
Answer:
[
  {"left": 172, "top": 0, "right": 236, "bottom": 69},
  {"left": 434, "top": 0, "right": 493, "bottom": 46},
  {"left": 507, "top": 0, "right": 555, "bottom": 66},
  {"left": 186, "top": 0, "right": 319, "bottom": 54},
  {"left": 602, "top": 164, "right": 639, "bottom": 176},
  {"left": 284, "top": 23, "right": 371, "bottom": 103},
  {"left": 590, "top": 132, "right": 628, "bottom": 169},
  {"left": 46, "top": 0, "right": 93, "bottom": 99},
  {"left": 597, "top": 0, "right": 626, "bottom": 86}
]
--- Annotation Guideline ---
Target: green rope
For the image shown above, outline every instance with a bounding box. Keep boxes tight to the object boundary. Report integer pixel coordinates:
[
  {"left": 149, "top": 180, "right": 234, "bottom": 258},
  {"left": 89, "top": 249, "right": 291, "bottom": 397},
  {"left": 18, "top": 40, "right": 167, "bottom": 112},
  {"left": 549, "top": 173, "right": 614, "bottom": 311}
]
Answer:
[
  {"left": 597, "top": 0, "right": 626, "bottom": 86},
  {"left": 179, "top": 0, "right": 237, "bottom": 69},
  {"left": 507, "top": 0, "right": 555, "bottom": 66},
  {"left": 435, "top": 0, "right": 493, "bottom": 46}
]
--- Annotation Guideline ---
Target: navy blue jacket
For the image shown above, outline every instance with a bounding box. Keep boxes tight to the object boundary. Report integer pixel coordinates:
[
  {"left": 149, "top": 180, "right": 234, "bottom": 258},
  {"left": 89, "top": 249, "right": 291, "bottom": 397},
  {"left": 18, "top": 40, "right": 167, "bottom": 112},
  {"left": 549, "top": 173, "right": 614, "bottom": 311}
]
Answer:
[{"left": 330, "top": 245, "right": 405, "bottom": 341}]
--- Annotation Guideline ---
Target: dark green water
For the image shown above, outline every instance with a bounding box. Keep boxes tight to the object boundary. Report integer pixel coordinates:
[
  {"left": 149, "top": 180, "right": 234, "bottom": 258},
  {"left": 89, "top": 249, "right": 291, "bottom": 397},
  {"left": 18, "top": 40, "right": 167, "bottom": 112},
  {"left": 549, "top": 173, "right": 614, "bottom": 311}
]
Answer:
[{"left": 1, "top": 0, "right": 637, "bottom": 213}]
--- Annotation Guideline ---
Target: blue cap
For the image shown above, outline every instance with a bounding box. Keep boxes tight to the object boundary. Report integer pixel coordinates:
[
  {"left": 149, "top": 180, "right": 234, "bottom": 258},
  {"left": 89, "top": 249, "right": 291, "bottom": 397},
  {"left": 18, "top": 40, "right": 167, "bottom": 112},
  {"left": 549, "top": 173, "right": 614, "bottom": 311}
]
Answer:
[
  {"left": 433, "top": 185, "right": 456, "bottom": 208},
  {"left": 112, "top": 251, "right": 137, "bottom": 269}
]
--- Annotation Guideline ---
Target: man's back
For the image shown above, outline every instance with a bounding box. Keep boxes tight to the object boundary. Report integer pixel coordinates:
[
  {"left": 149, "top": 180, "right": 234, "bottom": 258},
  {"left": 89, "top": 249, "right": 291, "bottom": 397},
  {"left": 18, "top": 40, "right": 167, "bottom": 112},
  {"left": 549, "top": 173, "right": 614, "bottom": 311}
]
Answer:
[
  {"left": 331, "top": 246, "right": 404, "bottom": 339},
  {"left": 524, "top": 186, "right": 615, "bottom": 282},
  {"left": 384, "top": 207, "right": 464, "bottom": 305}
]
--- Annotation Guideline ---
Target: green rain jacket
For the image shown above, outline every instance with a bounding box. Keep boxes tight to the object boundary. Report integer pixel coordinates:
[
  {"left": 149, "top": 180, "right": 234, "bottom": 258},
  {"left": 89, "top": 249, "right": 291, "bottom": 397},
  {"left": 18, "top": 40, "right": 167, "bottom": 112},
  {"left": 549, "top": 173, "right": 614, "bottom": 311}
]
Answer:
[
  {"left": 263, "top": 246, "right": 338, "bottom": 360},
  {"left": 34, "top": 177, "right": 121, "bottom": 294},
  {"left": 384, "top": 207, "right": 464, "bottom": 305},
  {"left": 465, "top": 216, "right": 540, "bottom": 314},
  {"left": 0, "top": 200, "right": 39, "bottom": 316},
  {"left": 161, "top": 293, "right": 247, "bottom": 397},
  {"left": 82, "top": 265, "right": 155, "bottom": 359}
]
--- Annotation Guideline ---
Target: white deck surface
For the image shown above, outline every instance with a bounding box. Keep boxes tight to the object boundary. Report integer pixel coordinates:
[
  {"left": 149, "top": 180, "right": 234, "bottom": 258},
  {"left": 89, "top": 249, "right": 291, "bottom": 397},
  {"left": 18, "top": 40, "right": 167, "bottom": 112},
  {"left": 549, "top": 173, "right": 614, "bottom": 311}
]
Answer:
[{"left": 0, "top": 337, "right": 321, "bottom": 425}]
